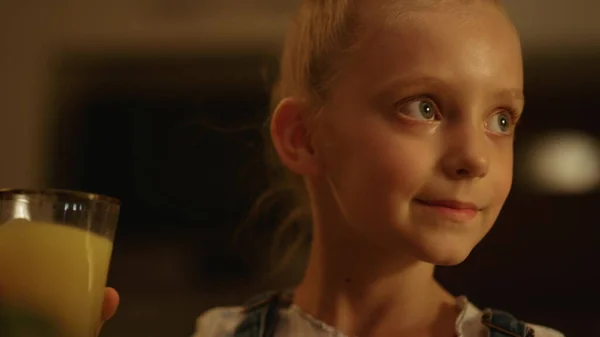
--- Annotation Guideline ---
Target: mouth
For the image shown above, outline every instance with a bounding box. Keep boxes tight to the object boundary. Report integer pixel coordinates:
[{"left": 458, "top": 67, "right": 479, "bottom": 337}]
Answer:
[{"left": 414, "top": 199, "right": 480, "bottom": 222}]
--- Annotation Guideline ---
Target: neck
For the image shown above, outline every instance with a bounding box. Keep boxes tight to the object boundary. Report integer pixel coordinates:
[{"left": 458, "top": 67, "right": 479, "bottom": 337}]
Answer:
[{"left": 293, "top": 203, "right": 456, "bottom": 336}]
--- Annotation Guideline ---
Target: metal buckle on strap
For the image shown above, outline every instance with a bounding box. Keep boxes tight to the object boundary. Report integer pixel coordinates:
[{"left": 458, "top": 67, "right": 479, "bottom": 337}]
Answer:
[{"left": 481, "top": 309, "right": 535, "bottom": 337}]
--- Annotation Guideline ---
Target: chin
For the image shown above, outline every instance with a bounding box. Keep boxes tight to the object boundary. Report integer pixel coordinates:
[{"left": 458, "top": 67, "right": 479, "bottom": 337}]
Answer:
[
  {"left": 421, "top": 251, "right": 471, "bottom": 266},
  {"left": 408, "top": 236, "right": 480, "bottom": 266}
]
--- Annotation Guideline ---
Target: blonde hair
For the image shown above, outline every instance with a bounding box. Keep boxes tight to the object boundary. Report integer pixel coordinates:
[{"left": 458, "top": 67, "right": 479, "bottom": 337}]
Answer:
[
  {"left": 272, "top": 0, "right": 359, "bottom": 109},
  {"left": 251, "top": 0, "right": 506, "bottom": 276},
  {"left": 242, "top": 0, "right": 361, "bottom": 276}
]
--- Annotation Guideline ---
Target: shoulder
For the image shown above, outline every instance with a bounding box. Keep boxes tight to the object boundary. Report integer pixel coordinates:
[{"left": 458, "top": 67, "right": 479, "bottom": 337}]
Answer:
[
  {"left": 457, "top": 297, "right": 565, "bottom": 337},
  {"left": 527, "top": 323, "right": 565, "bottom": 337},
  {"left": 192, "top": 306, "right": 245, "bottom": 337},
  {"left": 193, "top": 291, "right": 293, "bottom": 337}
]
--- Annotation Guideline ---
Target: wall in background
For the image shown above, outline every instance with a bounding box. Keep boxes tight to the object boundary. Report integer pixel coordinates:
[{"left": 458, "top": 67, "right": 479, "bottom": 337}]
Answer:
[{"left": 1, "top": 0, "right": 600, "bottom": 187}]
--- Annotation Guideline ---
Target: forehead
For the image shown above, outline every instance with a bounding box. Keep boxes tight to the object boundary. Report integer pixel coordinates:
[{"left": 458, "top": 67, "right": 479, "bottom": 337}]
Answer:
[
  {"left": 358, "top": 0, "right": 507, "bottom": 34},
  {"left": 362, "top": 0, "right": 497, "bottom": 16},
  {"left": 338, "top": 0, "right": 523, "bottom": 94}
]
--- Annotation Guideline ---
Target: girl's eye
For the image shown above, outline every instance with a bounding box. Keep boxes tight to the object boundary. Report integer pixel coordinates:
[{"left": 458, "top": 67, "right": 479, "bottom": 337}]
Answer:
[
  {"left": 397, "top": 99, "right": 440, "bottom": 121},
  {"left": 486, "top": 111, "right": 516, "bottom": 134}
]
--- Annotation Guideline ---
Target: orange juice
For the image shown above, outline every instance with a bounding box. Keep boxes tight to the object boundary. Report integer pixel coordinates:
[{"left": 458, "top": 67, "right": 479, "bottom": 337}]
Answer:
[{"left": 0, "top": 219, "right": 113, "bottom": 337}]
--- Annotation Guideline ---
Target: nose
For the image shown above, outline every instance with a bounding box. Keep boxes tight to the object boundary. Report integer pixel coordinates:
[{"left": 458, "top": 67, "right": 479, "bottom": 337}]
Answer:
[{"left": 441, "top": 123, "right": 490, "bottom": 180}]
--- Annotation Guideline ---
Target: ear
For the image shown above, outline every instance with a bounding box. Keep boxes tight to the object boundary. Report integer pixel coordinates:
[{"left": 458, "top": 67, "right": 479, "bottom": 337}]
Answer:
[{"left": 270, "top": 97, "right": 320, "bottom": 176}]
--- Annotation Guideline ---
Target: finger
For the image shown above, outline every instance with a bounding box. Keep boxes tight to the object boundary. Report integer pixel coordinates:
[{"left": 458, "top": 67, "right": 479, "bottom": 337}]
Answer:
[
  {"left": 102, "top": 287, "right": 120, "bottom": 321},
  {"left": 97, "top": 288, "right": 120, "bottom": 336}
]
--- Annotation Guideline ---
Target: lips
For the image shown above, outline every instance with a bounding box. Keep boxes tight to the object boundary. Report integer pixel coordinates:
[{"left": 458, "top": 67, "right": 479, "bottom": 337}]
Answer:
[
  {"left": 414, "top": 199, "right": 480, "bottom": 222},
  {"left": 415, "top": 199, "right": 479, "bottom": 211}
]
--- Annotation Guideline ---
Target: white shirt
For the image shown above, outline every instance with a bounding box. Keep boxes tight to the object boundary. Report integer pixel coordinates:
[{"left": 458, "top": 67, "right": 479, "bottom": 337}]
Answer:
[{"left": 194, "top": 296, "right": 564, "bottom": 337}]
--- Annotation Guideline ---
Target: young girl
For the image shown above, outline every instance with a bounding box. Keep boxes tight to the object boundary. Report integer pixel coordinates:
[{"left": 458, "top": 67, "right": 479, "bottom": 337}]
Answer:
[{"left": 101, "top": 0, "right": 565, "bottom": 336}]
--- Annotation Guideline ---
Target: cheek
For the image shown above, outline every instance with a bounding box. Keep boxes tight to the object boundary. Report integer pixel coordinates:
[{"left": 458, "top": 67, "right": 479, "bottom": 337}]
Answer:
[
  {"left": 490, "top": 147, "right": 514, "bottom": 208},
  {"left": 318, "top": 122, "right": 435, "bottom": 200},
  {"left": 367, "top": 140, "right": 434, "bottom": 193}
]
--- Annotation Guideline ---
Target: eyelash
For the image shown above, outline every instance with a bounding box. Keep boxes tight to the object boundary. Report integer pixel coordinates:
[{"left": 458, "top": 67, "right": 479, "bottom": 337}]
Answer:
[
  {"left": 395, "top": 95, "right": 441, "bottom": 118},
  {"left": 500, "top": 107, "right": 522, "bottom": 125},
  {"left": 396, "top": 96, "right": 522, "bottom": 127}
]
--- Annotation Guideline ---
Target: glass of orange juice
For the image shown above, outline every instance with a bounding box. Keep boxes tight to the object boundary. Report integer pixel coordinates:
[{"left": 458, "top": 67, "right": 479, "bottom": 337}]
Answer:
[{"left": 0, "top": 189, "right": 119, "bottom": 337}]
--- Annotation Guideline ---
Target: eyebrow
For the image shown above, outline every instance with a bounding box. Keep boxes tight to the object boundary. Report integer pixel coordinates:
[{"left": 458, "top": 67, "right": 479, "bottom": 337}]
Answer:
[
  {"left": 379, "top": 75, "right": 447, "bottom": 90},
  {"left": 369, "top": 75, "right": 449, "bottom": 107},
  {"left": 499, "top": 89, "right": 525, "bottom": 103},
  {"left": 372, "top": 75, "right": 525, "bottom": 106},
  {"left": 374, "top": 75, "right": 452, "bottom": 98}
]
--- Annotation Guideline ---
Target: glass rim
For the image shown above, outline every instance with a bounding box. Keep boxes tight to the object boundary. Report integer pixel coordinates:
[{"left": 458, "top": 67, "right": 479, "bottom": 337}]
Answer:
[{"left": 0, "top": 188, "right": 121, "bottom": 206}]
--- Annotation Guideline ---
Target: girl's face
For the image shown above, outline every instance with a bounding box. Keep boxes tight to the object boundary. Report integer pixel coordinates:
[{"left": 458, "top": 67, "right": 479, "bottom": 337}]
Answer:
[{"left": 312, "top": 1, "right": 524, "bottom": 265}]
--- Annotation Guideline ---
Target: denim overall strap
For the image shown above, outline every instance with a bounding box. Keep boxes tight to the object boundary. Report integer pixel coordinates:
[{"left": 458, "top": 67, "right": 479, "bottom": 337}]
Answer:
[
  {"left": 481, "top": 309, "right": 536, "bottom": 337},
  {"left": 233, "top": 291, "right": 291, "bottom": 337}
]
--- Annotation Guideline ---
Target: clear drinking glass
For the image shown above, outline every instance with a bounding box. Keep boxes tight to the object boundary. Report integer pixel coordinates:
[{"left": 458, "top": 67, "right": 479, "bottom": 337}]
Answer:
[{"left": 0, "top": 189, "right": 120, "bottom": 337}]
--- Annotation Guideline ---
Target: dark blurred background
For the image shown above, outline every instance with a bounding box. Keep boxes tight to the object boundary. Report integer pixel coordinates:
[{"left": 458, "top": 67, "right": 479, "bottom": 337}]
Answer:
[{"left": 0, "top": 1, "right": 599, "bottom": 336}]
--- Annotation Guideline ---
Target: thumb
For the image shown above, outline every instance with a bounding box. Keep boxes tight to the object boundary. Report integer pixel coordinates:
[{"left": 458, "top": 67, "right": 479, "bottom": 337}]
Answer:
[
  {"left": 97, "top": 287, "right": 120, "bottom": 336},
  {"left": 102, "top": 287, "right": 120, "bottom": 321}
]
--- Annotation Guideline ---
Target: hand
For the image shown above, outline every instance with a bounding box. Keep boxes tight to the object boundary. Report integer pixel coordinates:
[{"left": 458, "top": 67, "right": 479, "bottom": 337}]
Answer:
[{"left": 97, "top": 287, "right": 120, "bottom": 336}]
